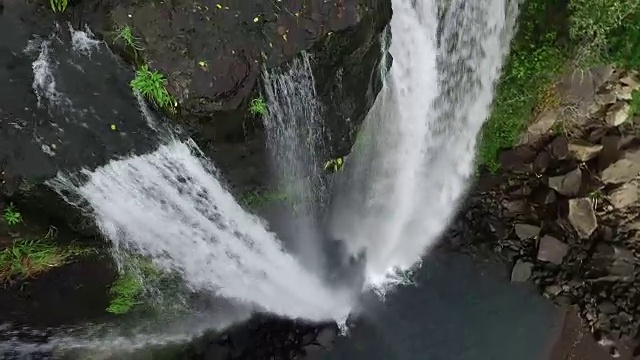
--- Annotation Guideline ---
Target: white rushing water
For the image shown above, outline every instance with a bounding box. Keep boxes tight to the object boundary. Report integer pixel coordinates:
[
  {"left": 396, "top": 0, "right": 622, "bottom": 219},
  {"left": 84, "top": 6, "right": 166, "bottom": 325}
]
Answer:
[
  {"left": 51, "top": 139, "right": 354, "bottom": 322},
  {"left": 22, "top": 2, "right": 516, "bottom": 353},
  {"left": 329, "top": 0, "right": 518, "bottom": 290},
  {"left": 262, "top": 52, "right": 328, "bottom": 274}
]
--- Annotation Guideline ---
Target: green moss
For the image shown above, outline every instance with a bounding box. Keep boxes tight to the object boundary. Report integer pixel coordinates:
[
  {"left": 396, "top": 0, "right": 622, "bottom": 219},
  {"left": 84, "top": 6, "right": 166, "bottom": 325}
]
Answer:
[
  {"left": 106, "top": 272, "right": 144, "bottom": 315},
  {"left": 241, "top": 189, "right": 289, "bottom": 209},
  {"left": 107, "top": 256, "right": 160, "bottom": 315},
  {"left": 0, "top": 239, "right": 91, "bottom": 281},
  {"left": 478, "top": 0, "right": 566, "bottom": 171}
]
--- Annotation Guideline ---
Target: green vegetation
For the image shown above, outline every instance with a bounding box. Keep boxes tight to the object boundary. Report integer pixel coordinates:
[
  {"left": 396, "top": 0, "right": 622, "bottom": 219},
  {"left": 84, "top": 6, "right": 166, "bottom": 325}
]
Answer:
[
  {"left": 49, "top": 0, "right": 68, "bottom": 12},
  {"left": 112, "top": 23, "right": 176, "bottom": 112},
  {"left": 115, "top": 25, "right": 144, "bottom": 52},
  {"left": 323, "top": 157, "right": 345, "bottom": 173},
  {"left": 479, "top": 0, "right": 640, "bottom": 171},
  {"left": 478, "top": 0, "right": 565, "bottom": 171},
  {"left": 241, "top": 189, "right": 289, "bottom": 209},
  {"left": 0, "top": 239, "right": 90, "bottom": 281},
  {"left": 107, "top": 272, "right": 144, "bottom": 315},
  {"left": 130, "top": 65, "right": 176, "bottom": 109},
  {"left": 3, "top": 203, "right": 23, "bottom": 226},
  {"left": 107, "top": 256, "right": 160, "bottom": 315},
  {"left": 569, "top": 0, "right": 640, "bottom": 68},
  {"left": 249, "top": 96, "right": 268, "bottom": 117}
]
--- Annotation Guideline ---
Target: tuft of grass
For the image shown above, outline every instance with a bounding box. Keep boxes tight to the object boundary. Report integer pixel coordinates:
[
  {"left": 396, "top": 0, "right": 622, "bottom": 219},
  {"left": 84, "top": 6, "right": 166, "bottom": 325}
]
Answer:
[
  {"left": 107, "top": 257, "right": 160, "bottom": 315},
  {"left": 323, "top": 157, "right": 345, "bottom": 173},
  {"left": 130, "top": 65, "right": 176, "bottom": 109},
  {"left": 241, "top": 189, "right": 289, "bottom": 209},
  {"left": 106, "top": 272, "right": 144, "bottom": 315},
  {"left": 3, "top": 203, "right": 23, "bottom": 226},
  {"left": 49, "top": 0, "right": 68, "bottom": 12},
  {"left": 114, "top": 25, "right": 144, "bottom": 52},
  {"left": 0, "top": 239, "right": 90, "bottom": 281},
  {"left": 249, "top": 96, "right": 268, "bottom": 117}
]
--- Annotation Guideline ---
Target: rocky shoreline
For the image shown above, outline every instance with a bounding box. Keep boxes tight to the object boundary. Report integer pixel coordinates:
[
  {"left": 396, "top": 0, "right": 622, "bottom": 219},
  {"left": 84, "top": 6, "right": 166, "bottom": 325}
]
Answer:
[{"left": 447, "top": 67, "right": 640, "bottom": 358}]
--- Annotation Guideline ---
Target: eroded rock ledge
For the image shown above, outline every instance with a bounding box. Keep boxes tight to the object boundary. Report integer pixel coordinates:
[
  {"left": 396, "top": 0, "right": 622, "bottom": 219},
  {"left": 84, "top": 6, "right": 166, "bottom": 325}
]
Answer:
[{"left": 449, "top": 68, "right": 640, "bottom": 357}]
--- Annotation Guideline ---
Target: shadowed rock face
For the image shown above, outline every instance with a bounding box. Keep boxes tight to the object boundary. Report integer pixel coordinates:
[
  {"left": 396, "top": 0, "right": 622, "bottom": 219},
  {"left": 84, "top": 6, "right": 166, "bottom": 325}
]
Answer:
[
  {"left": 74, "top": 0, "right": 391, "bottom": 191},
  {"left": 0, "top": 0, "right": 391, "bottom": 230}
]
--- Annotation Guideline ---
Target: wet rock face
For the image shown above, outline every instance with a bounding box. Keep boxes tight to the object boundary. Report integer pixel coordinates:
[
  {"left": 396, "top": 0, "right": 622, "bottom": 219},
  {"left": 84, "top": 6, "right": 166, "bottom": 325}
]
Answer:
[
  {"left": 0, "top": 1, "right": 166, "bottom": 235},
  {"left": 73, "top": 0, "right": 391, "bottom": 189},
  {"left": 166, "top": 315, "right": 339, "bottom": 360}
]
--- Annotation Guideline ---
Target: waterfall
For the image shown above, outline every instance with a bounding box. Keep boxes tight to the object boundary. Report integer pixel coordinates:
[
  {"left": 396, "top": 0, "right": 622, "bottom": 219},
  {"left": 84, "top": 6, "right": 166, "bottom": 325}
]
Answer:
[
  {"left": 262, "top": 53, "right": 328, "bottom": 274},
  {"left": 7, "top": 0, "right": 518, "bottom": 352},
  {"left": 51, "top": 139, "right": 354, "bottom": 322},
  {"left": 329, "top": 0, "right": 518, "bottom": 290}
]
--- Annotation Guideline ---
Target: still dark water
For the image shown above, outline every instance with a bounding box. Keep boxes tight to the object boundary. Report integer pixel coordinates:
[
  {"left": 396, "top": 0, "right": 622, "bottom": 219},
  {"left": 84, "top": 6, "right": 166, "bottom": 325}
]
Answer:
[{"left": 314, "top": 251, "right": 562, "bottom": 360}]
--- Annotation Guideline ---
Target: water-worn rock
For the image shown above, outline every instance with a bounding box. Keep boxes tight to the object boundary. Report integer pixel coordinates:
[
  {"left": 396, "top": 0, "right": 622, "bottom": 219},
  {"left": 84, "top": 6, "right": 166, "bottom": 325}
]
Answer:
[
  {"left": 601, "top": 159, "right": 640, "bottom": 184},
  {"left": 498, "top": 145, "right": 537, "bottom": 172},
  {"left": 511, "top": 260, "right": 534, "bottom": 282},
  {"left": 569, "top": 140, "right": 604, "bottom": 162},
  {"left": 550, "top": 136, "right": 570, "bottom": 160},
  {"left": 605, "top": 102, "right": 632, "bottom": 126},
  {"left": 514, "top": 224, "right": 541, "bottom": 240},
  {"left": 548, "top": 168, "right": 582, "bottom": 196},
  {"left": 595, "top": 93, "right": 618, "bottom": 106},
  {"left": 533, "top": 151, "right": 552, "bottom": 173},
  {"left": 609, "top": 181, "right": 639, "bottom": 209},
  {"left": 537, "top": 235, "right": 569, "bottom": 265},
  {"left": 568, "top": 198, "right": 597, "bottom": 239},
  {"left": 608, "top": 247, "right": 635, "bottom": 277},
  {"left": 520, "top": 110, "right": 557, "bottom": 145},
  {"left": 599, "top": 302, "right": 618, "bottom": 315}
]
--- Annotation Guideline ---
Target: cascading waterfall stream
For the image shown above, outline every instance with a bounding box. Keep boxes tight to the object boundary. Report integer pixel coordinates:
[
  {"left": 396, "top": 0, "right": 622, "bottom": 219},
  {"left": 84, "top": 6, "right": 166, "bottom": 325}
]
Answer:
[
  {"left": 6, "top": 0, "right": 519, "bottom": 353},
  {"left": 51, "top": 140, "right": 354, "bottom": 323},
  {"left": 262, "top": 53, "right": 328, "bottom": 274},
  {"left": 329, "top": 0, "right": 518, "bottom": 290}
]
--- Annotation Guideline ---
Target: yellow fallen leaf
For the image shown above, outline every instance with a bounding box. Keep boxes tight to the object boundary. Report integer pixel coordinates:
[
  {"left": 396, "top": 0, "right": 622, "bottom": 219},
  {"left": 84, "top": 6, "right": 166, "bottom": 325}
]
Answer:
[
  {"left": 253, "top": 16, "right": 259, "bottom": 23},
  {"left": 216, "top": 3, "right": 222, "bottom": 9},
  {"left": 110, "top": 124, "right": 117, "bottom": 131}
]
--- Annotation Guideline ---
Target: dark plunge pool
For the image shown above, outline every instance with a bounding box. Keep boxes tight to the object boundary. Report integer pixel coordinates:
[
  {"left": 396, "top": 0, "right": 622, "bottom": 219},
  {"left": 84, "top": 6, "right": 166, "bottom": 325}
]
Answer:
[{"left": 311, "top": 250, "right": 562, "bottom": 360}]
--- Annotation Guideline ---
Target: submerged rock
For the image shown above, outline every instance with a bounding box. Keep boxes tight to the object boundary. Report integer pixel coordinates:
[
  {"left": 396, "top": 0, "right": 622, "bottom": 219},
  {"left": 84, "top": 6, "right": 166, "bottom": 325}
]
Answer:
[{"left": 510, "top": 260, "right": 534, "bottom": 282}]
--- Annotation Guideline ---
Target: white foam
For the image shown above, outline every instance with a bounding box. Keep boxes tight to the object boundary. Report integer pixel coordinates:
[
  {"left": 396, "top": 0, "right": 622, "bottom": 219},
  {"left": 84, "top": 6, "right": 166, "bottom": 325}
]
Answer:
[
  {"left": 330, "top": 0, "right": 519, "bottom": 289},
  {"left": 50, "top": 140, "right": 354, "bottom": 323}
]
